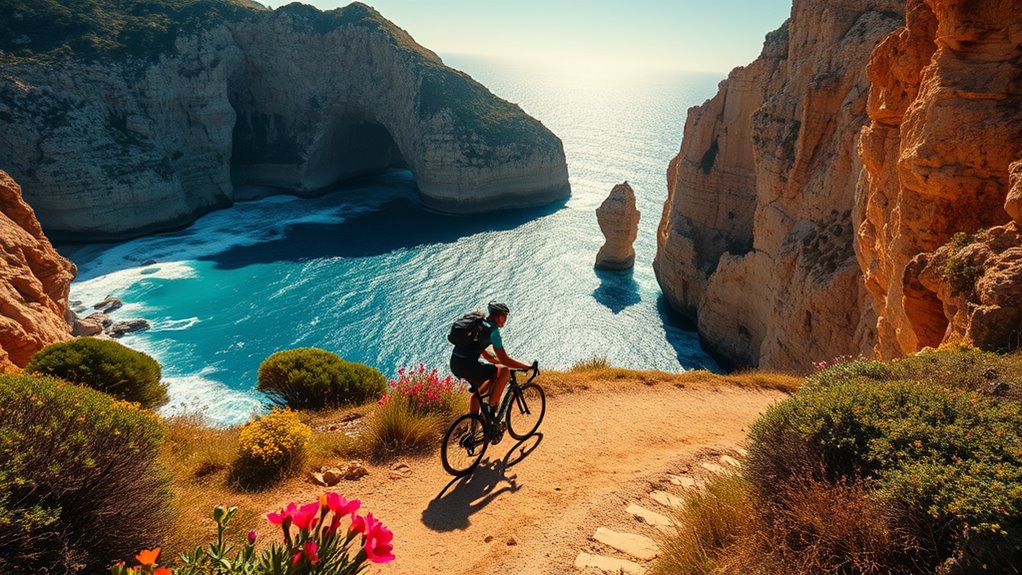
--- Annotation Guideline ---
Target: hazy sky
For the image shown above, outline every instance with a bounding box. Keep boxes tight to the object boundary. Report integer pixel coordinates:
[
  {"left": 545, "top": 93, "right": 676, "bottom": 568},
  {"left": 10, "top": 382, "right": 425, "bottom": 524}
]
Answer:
[{"left": 262, "top": 1, "right": 793, "bottom": 73}]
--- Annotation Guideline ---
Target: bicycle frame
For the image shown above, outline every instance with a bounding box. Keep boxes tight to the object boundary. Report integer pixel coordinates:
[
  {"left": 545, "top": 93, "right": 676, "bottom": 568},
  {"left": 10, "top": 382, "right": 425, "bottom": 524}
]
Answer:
[{"left": 470, "top": 367, "right": 538, "bottom": 429}]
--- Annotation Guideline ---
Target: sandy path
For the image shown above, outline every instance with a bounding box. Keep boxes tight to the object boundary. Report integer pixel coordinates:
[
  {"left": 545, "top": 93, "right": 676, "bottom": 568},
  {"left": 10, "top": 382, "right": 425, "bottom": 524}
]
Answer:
[{"left": 285, "top": 382, "right": 785, "bottom": 575}]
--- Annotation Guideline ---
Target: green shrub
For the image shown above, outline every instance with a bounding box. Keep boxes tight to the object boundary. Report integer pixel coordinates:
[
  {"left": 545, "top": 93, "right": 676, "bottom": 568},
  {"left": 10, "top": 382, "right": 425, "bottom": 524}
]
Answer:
[
  {"left": 0, "top": 374, "right": 170, "bottom": 573},
  {"left": 804, "top": 347, "right": 1022, "bottom": 402},
  {"left": 25, "top": 337, "right": 167, "bottom": 408},
  {"left": 257, "top": 348, "right": 386, "bottom": 410},
  {"left": 231, "top": 408, "right": 311, "bottom": 490},
  {"left": 745, "top": 379, "right": 1022, "bottom": 572}
]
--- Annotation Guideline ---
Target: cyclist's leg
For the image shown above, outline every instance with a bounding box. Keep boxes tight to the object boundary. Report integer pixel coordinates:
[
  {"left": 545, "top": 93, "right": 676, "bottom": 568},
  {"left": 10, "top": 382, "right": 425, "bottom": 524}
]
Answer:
[
  {"left": 469, "top": 380, "right": 490, "bottom": 415},
  {"left": 489, "top": 365, "right": 510, "bottom": 412}
]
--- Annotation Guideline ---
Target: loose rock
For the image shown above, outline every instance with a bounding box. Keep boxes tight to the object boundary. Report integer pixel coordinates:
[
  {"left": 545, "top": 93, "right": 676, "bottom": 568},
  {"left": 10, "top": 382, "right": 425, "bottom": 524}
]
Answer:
[{"left": 92, "top": 297, "right": 123, "bottom": 313}]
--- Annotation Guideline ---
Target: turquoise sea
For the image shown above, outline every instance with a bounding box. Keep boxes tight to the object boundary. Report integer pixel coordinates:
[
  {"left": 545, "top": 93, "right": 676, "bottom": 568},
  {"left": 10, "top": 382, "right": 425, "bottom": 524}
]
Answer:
[{"left": 62, "top": 56, "right": 724, "bottom": 426}]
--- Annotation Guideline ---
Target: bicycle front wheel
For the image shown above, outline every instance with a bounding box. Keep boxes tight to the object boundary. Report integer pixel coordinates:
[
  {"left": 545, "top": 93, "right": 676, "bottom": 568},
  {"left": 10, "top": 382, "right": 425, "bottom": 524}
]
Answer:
[
  {"left": 507, "top": 383, "right": 546, "bottom": 440},
  {"left": 441, "top": 413, "right": 488, "bottom": 476}
]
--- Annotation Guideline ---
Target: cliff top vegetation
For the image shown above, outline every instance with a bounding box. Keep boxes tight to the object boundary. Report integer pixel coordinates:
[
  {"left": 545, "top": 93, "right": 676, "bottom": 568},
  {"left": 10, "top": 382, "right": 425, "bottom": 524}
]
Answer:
[
  {"left": 0, "top": 0, "right": 558, "bottom": 157},
  {"left": 0, "top": 1, "right": 438, "bottom": 64}
]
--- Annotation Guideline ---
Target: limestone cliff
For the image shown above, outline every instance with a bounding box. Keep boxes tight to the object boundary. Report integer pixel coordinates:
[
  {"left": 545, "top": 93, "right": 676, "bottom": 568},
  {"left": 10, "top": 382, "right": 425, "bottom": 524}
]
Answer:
[
  {"left": 0, "top": 2, "right": 569, "bottom": 240},
  {"left": 595, "top": 182, "right": 640, "bottom": 270},
  {"left": 654, "top": 0, "right": 904, "bottom": 370},
  {"left": 858, "top": 0, "right": 1022, "bottom": 356},
  {"left": 0, "top": 170, "right": 75, "bottom": 370}
]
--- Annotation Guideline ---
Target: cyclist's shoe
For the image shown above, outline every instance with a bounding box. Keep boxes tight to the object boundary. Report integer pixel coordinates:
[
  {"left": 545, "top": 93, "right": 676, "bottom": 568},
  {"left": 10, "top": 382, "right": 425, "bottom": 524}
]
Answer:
[{"left": 490, "top": 422, "right": 506, "bottom": 445}]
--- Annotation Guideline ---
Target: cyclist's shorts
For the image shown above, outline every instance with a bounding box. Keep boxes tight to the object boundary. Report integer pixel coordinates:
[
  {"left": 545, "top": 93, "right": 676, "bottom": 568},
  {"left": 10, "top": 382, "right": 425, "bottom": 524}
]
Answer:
[{"left": 450, "top": 355, "right": 497, "bottom": 392}]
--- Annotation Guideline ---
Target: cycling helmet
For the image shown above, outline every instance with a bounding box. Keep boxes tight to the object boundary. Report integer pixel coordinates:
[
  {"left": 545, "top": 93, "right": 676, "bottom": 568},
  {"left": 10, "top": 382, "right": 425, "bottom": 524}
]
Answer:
[{"left": 487, "top": 301, "right": 510, "bottom": 317}]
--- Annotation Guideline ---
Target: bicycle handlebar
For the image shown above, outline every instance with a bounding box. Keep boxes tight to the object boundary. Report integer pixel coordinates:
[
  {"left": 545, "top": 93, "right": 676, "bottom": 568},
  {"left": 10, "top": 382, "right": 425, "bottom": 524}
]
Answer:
[{"left": 512, "top": 360, "right": 540, "bottom": 375}]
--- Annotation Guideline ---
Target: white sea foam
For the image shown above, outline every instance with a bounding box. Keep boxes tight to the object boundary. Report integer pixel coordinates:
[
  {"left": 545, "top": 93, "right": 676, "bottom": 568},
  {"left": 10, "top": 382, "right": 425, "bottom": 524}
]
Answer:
[
  {"left": 151, "top": 316, "right": 201, "bottom": 332},
  {"left": 70, "top": 261, "right": 198, "bottom": 309},
  {"left": 159, "top": 368, "right": 264, "bottom": 427}
]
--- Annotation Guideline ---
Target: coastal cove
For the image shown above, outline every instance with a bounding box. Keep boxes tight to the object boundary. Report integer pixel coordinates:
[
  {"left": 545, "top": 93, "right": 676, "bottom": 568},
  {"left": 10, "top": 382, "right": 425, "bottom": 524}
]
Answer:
[{"left": 60, "top": 56, "right": 724, "bottom": 426}]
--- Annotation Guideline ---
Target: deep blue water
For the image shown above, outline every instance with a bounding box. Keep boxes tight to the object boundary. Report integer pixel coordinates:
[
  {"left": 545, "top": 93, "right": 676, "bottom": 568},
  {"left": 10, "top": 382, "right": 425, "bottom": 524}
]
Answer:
[{"left": 62, "top": 56, "right": 724, "bottom": 425}]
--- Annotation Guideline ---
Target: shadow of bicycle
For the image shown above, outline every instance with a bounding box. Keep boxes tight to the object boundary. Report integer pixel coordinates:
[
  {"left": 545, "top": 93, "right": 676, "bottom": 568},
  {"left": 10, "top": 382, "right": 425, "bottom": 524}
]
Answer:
[{"left": 420, "top": 433, "right": 543, "bottom": 532}]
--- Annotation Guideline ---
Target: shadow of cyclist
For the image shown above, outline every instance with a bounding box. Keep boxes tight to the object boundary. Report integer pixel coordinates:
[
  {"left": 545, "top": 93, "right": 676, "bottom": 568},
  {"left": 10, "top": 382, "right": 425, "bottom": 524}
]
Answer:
[{"left": 421, "top": 433, "right": 543, "bottom": 532}]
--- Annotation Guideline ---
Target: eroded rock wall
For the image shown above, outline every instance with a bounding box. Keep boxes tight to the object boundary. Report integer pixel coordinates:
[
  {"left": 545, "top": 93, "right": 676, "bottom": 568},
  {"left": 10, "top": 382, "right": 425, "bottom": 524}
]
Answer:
[
  {"left": 858, "top": 0, "right": 1022, "bottom": 356},
  {"left": 655, "top": 0, "right": 903, "bottom": 370},
  {"left": 0, "top": 4, "right": 569, "bottom": 240},
  {"left": 0, "top": 170, "right": 74, "bottom": 370}
]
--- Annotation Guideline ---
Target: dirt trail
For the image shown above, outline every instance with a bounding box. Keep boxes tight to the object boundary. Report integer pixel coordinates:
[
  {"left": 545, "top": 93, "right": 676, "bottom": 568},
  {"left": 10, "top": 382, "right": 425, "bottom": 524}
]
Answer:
[{"left": 284, "top": 382, "right": 786, "bottom": 575}]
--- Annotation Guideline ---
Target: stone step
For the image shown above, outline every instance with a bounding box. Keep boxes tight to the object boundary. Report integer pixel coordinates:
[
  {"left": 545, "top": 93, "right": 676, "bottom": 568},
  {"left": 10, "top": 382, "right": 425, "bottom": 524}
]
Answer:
[
  {"left": 649, "top": 490, "right": 685, "bottom": 508},
  {"left": 700, "top": 462, "right": 728, "bottom": 475},
  {"left": 626, "top": 503, "right": 672, "bottom": 529},
  {"left": 720, "top": 455, "right": 741, "bottom": 468},
  {"left": 667, "top": 474, "right": 699, "bottom": 488},
  {"left": 574, "top": 552, "right": 645, "bottom": 575},
  {"left": 593, "top": 527, "right": 659, "bottom": 561}
]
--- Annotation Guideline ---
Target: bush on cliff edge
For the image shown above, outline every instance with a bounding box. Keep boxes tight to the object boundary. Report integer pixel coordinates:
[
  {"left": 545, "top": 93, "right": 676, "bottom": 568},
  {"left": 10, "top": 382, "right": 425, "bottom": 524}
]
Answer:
[
  {"left": 26, "top": 337, "right": 167, "bottom": 408},
  {"left": 257, "top": 348, "right": 386, "bottom": 410},
  {"left": 0, "top": 374, "right": 170, "bottom": 573},
  {"left": 744, "top": 377, "right": 1022, "bottom": 573}
]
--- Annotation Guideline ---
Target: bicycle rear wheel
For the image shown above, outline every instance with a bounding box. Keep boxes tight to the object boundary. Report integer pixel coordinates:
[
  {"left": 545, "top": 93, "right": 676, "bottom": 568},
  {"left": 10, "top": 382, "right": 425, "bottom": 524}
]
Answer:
[
  {"left": 441, "top": 413, "right": 488, "bottom": 476},
  {"left": 507, "top": 383, "right": 546, "bottom": 440}
]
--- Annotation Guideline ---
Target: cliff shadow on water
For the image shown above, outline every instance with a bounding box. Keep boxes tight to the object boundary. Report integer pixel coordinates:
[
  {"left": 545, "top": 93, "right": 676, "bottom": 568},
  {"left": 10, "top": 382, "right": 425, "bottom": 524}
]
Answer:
[
  {"left": 592, "top": 268, "right": 640, "bottom": 315},
  {"left": 657, "top": 294, "right": 720, "bottom": 372},
  {"left": 199, "top": 171, "right": 567, "bottom": 270}
]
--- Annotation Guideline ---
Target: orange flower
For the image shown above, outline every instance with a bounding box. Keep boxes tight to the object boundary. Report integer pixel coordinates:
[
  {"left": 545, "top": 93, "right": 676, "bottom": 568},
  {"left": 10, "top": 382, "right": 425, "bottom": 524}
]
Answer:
[
  {"left": 154, "top": 568, "right": 173, "bottom": 575},
  {"left": 136, "top": 547, "right": 161, "bottom": 567}
]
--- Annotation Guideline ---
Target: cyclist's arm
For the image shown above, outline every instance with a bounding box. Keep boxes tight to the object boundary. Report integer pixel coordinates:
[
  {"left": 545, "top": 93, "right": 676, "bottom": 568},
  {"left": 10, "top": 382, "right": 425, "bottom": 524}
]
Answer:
[
  {"left": 480, "top": 349, "right": 498, "bottom": 364},
  {"left": 494, "top": 347, "right": 531, "bottom": 370}
]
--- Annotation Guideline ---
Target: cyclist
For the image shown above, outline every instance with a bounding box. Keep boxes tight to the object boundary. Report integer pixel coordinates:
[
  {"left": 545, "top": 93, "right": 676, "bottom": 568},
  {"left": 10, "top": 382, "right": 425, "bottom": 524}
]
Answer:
[{"left": 449, "top": 301, "right": 533, "bottom": 424}]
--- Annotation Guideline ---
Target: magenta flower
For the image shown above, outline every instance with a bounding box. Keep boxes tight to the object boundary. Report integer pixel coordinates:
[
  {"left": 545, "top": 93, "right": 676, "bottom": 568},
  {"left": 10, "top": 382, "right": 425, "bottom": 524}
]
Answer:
[
  {"left": 291, "top": 501, "right": 321, "bottom": 531},
  {"left": 324, "top": 492, "right": 361, "bottom": 518},
  {"left": 247, "top": 530, "right": 257, "bottom": 545},
  {"left": 349, "top": 514, "right": 366, "bottom": 536},
  {"left": 361, "top": 513, "right": 395, "bottom": 564},
  {"left": 267, "top": 502, "right": 297, "bottom": 526},
  {"left": 291, "top": 541, "right": 320, "bottom": 566}
]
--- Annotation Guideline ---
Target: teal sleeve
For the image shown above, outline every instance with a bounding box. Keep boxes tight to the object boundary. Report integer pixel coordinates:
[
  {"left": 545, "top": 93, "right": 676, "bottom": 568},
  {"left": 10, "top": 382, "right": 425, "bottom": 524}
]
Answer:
[{"left": 490, "top": 327, "right": 504, "bottom": 350}]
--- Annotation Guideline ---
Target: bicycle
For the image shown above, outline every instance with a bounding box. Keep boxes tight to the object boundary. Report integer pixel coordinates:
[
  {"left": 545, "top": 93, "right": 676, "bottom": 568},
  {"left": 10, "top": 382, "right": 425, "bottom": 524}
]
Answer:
[{"left": 440, "top": 362, "right": 546, "bottom": 476}]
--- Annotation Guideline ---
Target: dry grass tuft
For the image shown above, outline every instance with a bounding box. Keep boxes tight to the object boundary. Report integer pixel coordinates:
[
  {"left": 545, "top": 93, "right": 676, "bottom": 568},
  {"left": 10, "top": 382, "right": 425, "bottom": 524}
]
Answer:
[
  {"left": 570, "top": 356, "right": 610, "bottom": 371},
  {"left": 719, "top": 477, "right": 921, "bottom": 575},
  {"left": 651, "top": 474, "right": 752, "bottom": 575},
  {"left": 357, "top": 395, "right": 443, "bottom": 461},
  {"left": 541, "top": 367, "right": 801, "bottom": 396},
  {"left": 160, "top": 414, "right": 261, "bottom": 559}
]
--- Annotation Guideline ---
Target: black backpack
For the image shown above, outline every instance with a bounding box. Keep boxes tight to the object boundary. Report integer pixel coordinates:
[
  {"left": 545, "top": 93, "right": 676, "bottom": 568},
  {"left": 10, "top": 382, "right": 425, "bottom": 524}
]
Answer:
[{"left": 447, "top": 311, "right": 492, "bottom": 351}]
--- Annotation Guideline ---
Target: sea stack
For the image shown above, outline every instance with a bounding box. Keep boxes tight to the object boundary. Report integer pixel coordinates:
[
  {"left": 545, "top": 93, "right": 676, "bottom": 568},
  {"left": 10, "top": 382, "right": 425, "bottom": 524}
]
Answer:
[{"left": 595, "top": 182, "right": 640, "bottom": 270}]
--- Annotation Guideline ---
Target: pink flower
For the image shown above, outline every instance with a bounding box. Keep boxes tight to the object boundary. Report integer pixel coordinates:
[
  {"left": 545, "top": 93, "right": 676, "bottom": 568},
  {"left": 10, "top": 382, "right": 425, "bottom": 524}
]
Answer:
[
  {"left": 304, "top": 541, "right": 320, "bottom": 565},
  {"left": 349, "top": 514, "right": 366, "bottom": 536},
  {"left": 291, "top": 541, "right": 320, "bottom": 566},
  {"left": 291, "top": 501, "right": 321, "bottom": 531},
  {"left": 324, "top": 492, "right": 361, "bottom": 518},
  {"left": 247, "top": 530, "right": 256, "bottom": 545},
  {"left": 267, "top": 502, "right": 297, "bottom": 526},
  {"left": 361, "top": 513, "right": 395, "bottom": 564}
]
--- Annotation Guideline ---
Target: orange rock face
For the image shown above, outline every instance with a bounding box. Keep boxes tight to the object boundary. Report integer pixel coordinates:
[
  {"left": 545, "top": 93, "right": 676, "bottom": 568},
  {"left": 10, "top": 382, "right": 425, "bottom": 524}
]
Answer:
[
  {"left": 912, "top": 224, "right": 1022, "bottom": 350},
  {"left": 0, "top": 170, "right": 76, "bottom": 369},
  {"left": 857, "top": 0, "right": 1022, "bottom": 356},
  {"left": 655, "top": 0, "right": 903, "bottom": 370}
]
